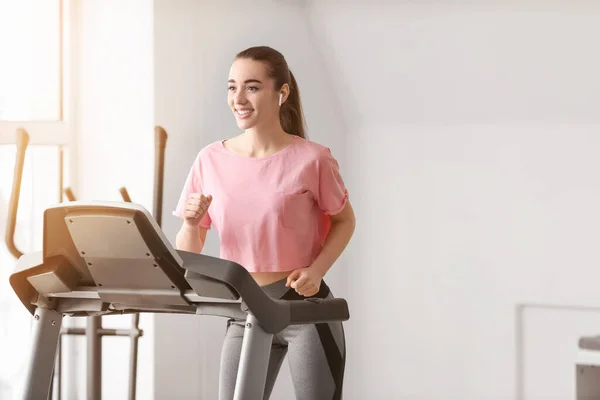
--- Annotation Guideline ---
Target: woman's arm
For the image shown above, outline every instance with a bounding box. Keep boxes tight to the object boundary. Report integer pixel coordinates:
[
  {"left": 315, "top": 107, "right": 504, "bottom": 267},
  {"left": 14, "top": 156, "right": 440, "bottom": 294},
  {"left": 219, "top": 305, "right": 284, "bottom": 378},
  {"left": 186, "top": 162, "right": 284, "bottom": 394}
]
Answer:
[
  {"left": 175, "top": 222, "right": 208, "bottom": 254},
  {"left": 310, "top": 200, "right": 356, "bottom": 276},
  {"left": 286, "top": 200, "right": 356, "bottom": 295}
]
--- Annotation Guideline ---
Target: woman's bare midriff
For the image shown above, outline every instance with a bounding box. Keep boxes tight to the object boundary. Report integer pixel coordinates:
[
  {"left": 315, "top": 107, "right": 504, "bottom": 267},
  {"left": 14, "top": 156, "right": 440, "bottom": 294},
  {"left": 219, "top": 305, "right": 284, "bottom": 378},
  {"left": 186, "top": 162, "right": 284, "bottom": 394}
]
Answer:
[{"left": 250, "top": 270, "right": 292, "bottom": 287}]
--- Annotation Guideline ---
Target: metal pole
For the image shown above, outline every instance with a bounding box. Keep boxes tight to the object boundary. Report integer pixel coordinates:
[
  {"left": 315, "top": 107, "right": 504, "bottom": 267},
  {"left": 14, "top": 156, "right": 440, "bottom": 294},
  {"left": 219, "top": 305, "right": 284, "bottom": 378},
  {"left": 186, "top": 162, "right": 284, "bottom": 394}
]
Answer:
[
  {"left": 233, "top": 313, "right": 273, "bottom": 400},
  {"left": 59, "top": 146, "right": 64, "bottom": 203},
  {"left": 22, "top": 308, "right": 63, "bottom": 400},
  {"left": 5, "top": 128, "right": 29, "bottom": 259},
  {"left": 87, "top": 315, "right": 102, "bottom": 400},
  {"left": 128, "top": 313, "right": 140, "bottom": 400},
  {"left": 57, "top": 334, "right": 62, "bottom": 400},
  {"left": 153, "top": 125, "right": 167, "bottom": 226}
]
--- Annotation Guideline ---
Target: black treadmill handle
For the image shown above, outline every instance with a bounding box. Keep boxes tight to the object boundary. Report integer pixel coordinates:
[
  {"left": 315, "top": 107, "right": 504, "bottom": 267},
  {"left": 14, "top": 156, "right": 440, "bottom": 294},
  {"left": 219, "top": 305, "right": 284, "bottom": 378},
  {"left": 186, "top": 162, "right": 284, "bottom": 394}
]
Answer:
[
  {"left": 283, "top": 298, "right": 350, "bottom": 325},
  {"left": 179, "top": 251, "right": 350, "bottom": 333}
]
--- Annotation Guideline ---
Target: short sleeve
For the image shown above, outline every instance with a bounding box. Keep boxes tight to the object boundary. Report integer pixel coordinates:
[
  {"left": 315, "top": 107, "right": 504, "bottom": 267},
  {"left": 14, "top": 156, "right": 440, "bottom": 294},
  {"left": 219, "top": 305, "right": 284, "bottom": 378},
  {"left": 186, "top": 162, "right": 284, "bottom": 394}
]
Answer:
[
  {"left": 316, "top": 148, "right": 349, "bottom": 215},
  {"left": 172, "top": 154, "right": 212, "bottom": 229}
]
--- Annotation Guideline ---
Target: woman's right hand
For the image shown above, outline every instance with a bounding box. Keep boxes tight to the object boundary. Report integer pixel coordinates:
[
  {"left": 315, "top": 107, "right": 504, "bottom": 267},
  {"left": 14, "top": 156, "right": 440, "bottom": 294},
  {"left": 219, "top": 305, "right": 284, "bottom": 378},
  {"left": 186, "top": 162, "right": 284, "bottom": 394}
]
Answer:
[{"left": 184, "top": 193, "right": 212, "bottom": 226}]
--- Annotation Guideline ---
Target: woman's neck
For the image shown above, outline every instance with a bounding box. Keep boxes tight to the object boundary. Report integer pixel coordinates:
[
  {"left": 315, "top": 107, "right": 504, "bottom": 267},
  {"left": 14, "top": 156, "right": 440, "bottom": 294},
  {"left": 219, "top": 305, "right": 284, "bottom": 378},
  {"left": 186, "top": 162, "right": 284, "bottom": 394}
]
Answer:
[{"left": 241, "top": 124, "right": 292, "bottom": 158}]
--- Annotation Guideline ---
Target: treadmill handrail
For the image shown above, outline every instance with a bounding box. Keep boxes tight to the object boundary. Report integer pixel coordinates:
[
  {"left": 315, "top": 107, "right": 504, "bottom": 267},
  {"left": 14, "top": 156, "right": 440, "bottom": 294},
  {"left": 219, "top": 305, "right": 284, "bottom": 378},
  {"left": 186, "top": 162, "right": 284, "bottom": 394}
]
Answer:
[{"left": 180, "top": 251, "right": 350, "bottom": 333}]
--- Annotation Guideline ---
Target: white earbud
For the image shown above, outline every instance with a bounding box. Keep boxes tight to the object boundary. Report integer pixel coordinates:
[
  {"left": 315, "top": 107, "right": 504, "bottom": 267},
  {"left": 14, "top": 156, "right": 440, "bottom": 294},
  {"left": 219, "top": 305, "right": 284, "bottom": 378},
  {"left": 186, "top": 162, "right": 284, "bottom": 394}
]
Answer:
[{"left": 279, "top": 93, "right": 283, "bottom": 106}]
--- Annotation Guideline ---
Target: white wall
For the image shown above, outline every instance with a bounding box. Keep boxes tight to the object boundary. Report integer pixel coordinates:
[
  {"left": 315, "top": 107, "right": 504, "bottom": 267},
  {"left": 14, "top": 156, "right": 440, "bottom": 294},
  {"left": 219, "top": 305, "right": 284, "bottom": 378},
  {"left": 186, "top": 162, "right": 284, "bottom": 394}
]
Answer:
[
  {"left": 307, "top": 1, "right": 600, "bottom": 399},
  {"left": 70, "top": 0, "right": 155, "bottom": 399},
  {"left": 153, "top": 1, "right": 346, "bottom": 398}
]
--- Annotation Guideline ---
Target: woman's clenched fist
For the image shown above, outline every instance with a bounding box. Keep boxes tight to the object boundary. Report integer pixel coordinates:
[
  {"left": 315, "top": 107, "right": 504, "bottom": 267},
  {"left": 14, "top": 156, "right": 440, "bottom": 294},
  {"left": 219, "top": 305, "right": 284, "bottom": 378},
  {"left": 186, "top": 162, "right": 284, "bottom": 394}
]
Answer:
[{"left": 184, "top": 193, "right": 212, "bottom": 226}]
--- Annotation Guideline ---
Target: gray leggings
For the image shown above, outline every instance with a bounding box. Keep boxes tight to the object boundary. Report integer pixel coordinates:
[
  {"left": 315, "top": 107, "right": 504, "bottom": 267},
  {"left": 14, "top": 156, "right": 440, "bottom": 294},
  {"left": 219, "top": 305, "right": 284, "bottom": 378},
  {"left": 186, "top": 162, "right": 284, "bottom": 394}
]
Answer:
[{"left": 218, "top": 278, "right": 346, "bottom": 400}]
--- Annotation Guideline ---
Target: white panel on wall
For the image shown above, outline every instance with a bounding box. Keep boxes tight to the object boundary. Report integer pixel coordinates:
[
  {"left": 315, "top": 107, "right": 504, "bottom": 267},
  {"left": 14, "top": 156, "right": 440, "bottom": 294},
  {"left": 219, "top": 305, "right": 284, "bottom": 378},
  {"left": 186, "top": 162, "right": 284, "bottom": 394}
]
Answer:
[{"left": 520, "top": 303, "right": 600, "bottom": 400}]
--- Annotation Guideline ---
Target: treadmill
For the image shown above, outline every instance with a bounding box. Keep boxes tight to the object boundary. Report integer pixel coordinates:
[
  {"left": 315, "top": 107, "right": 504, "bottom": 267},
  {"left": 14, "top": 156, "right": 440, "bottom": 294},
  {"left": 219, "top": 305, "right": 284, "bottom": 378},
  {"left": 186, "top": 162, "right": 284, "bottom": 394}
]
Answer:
[{"left": 9, "top": 201, "right": 350, "bottom": 400}]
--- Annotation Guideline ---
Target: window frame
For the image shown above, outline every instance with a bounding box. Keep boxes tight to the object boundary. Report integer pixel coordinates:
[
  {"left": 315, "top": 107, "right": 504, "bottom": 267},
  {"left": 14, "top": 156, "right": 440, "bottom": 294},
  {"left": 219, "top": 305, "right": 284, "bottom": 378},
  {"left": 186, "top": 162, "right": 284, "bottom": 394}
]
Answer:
[{"left": 0, "top": 0, "right": 73, "bottom": 147}]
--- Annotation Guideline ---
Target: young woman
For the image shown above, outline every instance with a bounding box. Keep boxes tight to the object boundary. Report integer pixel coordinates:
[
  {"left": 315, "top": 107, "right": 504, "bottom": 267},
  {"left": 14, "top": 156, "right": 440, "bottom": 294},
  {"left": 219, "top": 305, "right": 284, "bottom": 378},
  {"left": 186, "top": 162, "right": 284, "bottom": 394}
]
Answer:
[{"left": 173, "top": 45, "right": 355, "bottom": 400}]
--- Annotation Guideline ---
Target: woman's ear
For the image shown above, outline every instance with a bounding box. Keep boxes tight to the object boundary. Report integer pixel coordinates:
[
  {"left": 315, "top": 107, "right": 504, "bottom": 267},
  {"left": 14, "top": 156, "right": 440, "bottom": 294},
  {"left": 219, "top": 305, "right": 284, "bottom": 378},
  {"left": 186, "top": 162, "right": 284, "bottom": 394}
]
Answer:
[{"left": 279, "top": 83, "right": 290, "bottom": 105}]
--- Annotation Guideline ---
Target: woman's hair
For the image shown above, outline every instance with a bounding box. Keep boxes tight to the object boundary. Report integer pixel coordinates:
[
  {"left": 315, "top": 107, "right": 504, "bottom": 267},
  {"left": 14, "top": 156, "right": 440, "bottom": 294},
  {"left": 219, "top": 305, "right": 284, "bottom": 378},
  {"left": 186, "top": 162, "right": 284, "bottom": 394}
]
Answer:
[{"left": 235, "top": 46, "right": 306, "bottom": 139}]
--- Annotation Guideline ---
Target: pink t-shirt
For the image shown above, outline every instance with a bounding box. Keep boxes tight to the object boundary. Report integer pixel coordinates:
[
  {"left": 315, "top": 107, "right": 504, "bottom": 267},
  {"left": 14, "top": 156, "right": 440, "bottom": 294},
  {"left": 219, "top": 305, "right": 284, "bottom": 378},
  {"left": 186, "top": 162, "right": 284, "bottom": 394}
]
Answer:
[{"left": 173, "top": 135, "right": 349, "bottom": 273}]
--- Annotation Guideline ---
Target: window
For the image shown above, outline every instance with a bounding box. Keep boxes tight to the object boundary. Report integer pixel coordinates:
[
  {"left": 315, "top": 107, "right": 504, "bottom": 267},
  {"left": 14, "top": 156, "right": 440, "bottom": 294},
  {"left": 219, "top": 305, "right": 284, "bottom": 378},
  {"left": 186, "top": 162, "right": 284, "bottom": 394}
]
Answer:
[
  {"left": 0, "top": 1, "right": 69, "bottom": 398},
  {"left": 0, "top": 0, "right": 63, "bottom": 121}
]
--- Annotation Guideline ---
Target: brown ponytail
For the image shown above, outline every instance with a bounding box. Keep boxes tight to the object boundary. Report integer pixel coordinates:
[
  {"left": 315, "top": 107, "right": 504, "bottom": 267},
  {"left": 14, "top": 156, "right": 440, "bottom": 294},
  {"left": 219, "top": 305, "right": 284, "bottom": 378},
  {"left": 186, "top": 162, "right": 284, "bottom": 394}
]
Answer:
[
  {"left": 279, "top": 70, "right": 305, "bottom": 139},
  {"left": 235, "top": 46, "right": 307, "bottom": 139}
]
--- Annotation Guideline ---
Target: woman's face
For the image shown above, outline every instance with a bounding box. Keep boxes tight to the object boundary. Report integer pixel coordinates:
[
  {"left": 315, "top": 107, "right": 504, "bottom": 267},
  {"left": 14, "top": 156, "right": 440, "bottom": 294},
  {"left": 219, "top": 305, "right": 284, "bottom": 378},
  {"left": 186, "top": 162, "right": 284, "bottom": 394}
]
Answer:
[{"left": 227, "top": 58, "right": 281, "bottom": 131}]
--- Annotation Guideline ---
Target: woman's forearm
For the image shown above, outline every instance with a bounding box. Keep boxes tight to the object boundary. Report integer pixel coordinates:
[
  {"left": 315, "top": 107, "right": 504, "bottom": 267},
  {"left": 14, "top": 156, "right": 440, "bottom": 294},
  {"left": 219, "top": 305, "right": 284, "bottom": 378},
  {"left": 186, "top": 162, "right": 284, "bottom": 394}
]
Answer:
[
  {"left": 175, "top": 224, "right": 205, "bottom": 253},
  {"left": 310, "top": 218, "right": 355, "bottom": 276}
]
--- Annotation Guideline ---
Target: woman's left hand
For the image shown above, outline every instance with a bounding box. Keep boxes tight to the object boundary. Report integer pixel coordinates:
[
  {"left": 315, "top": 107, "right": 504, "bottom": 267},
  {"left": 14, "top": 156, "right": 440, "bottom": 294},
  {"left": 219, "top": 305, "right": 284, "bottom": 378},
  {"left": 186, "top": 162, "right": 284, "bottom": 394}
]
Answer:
[{"left": 285, "top": 266, "right": 324, "bottom": 297}]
